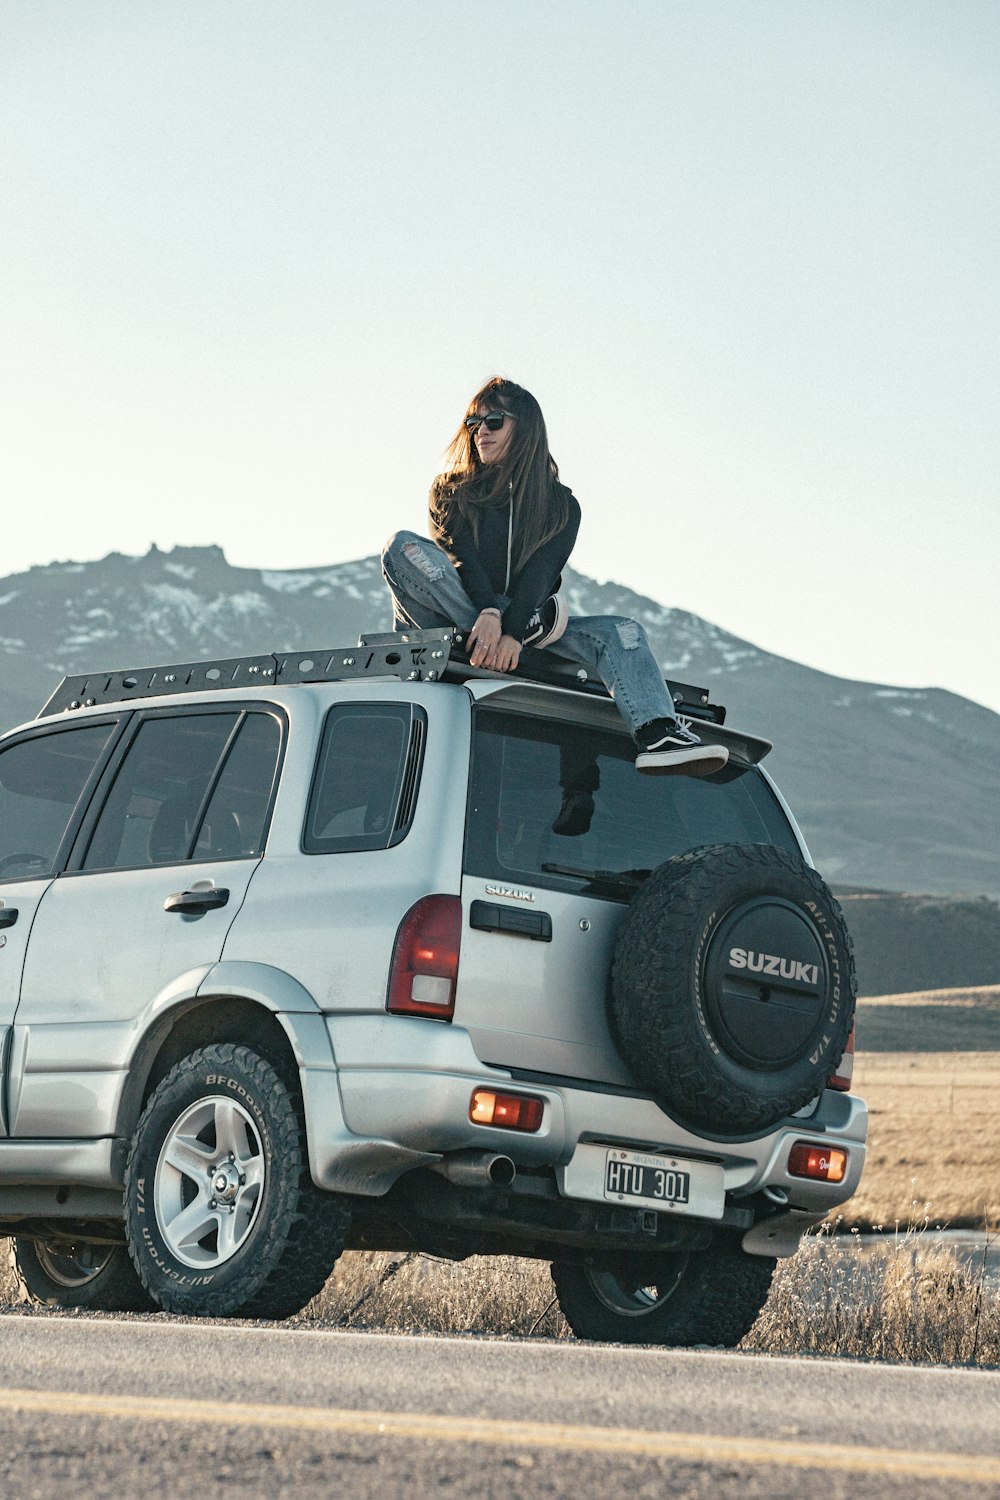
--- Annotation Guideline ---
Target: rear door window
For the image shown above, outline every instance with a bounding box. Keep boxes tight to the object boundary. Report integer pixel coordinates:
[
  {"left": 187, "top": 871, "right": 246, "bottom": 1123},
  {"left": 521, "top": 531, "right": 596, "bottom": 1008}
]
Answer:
[
  {"left": 81, "top": 709, "right": 282, "bottom": 871},
  {"left": 304, "top": 703, "right": 426, "bottom": 853},
  {"left": 197, "top": 712, "right": 282, "bottom": 858},
  {"left": 0, "top": 723, "right": 116, "bottom": 881},
  {"left": 465, "top": 708, "right": 798, "bottom": 899}
]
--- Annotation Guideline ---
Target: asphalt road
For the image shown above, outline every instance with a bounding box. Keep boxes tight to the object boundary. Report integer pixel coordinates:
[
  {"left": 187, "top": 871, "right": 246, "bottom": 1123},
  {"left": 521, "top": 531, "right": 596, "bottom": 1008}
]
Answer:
[{"left": 1, "top": 1314, "right": 998, "bottom": 1499}]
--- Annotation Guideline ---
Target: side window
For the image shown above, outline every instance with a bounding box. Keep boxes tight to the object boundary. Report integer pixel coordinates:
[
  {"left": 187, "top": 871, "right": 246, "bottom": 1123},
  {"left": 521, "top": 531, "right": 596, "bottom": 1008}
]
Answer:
[
  {"left": 83, "top": 713, "right": 240, "bottom": 871},
  {"left": 304, "top": 703, "right": 425, "bottom": 854},
  {"left": 465, "top": 709, "right": 798, "bottom": 899},
  {"left": 196, "top": 713, "right": 282, "bottom": 859},
  {"left": 0, "top": 723, "right": 115, "bottom": 881}
]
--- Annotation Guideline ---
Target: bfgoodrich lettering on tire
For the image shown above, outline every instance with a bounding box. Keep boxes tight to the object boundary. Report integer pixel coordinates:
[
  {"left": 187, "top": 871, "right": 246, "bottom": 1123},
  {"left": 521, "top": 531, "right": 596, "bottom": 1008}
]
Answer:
[
  {"left": 610, "top": 843, "right": 857, "bottom": 1132},
  {"left": 124, "top": 1042, "right": 351, "bottom": 1318}
]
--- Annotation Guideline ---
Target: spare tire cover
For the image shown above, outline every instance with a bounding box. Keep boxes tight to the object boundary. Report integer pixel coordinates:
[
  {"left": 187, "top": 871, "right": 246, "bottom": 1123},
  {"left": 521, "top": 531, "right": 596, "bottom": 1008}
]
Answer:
[{"left": 610, "top": 844, "right": 857, "bottom": 1133}]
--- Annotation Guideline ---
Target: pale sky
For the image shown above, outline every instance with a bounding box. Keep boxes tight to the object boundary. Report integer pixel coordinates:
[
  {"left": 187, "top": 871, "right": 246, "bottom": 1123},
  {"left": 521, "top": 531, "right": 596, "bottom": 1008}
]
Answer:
[{"left": 2, "top": 2, "right": 998, "bottom": 712}]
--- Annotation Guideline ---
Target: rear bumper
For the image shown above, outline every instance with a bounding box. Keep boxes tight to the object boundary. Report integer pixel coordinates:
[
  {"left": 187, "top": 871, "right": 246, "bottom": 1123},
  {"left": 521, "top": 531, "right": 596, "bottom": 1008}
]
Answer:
[{"left": 304, "top": 1015, "right": 867, "bottom": 1251}]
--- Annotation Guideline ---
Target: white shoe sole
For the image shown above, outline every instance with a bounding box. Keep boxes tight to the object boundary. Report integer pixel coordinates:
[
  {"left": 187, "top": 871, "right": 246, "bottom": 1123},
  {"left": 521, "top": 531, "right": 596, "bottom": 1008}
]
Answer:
[
  {"left": 533, "top": 593, "right": 569, "bottom": 649},
  {"left": 635, "top": 743, "right": 730, "bottom": 777}
]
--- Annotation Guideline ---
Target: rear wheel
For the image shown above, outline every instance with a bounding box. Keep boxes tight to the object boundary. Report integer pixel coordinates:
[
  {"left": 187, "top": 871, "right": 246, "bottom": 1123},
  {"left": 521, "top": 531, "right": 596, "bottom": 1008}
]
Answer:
[
  {"left": 124, "top": 1042, "right": 351, "bottom": 1318},
  {"left": 551, "top": 1239, "right": 775, "bottom": 1345},
  {"left": 9, "top": 1236, "right": 154, "bottom": 1312}
]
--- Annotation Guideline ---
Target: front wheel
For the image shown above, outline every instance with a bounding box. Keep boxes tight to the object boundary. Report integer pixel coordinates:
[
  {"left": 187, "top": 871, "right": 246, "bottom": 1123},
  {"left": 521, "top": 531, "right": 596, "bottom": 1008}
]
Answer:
[
  {"left": 124, "top": 1042, "right": 351, "bottom": 1319},
  {"left": 551, "top": 1239, "right": 775, "bottom": 1345},
  {"left": 9, "top": 1236, "right": 154, "bottom": 1312}
]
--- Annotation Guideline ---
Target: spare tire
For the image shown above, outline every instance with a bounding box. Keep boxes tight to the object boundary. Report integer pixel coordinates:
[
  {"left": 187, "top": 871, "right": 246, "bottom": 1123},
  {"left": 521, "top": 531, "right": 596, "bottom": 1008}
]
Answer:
[{"left": 610, "top": 844, "right": 856, "bottom": 1133}]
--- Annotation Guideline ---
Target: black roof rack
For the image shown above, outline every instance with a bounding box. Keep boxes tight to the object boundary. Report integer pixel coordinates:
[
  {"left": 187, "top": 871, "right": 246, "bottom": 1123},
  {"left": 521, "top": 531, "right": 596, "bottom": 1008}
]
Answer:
[
  {"left": 38, "top": 631, "right": 455, "bottom": 718},
  {"left": 38, "top": 626, "right": 726, "bottom": 726}
]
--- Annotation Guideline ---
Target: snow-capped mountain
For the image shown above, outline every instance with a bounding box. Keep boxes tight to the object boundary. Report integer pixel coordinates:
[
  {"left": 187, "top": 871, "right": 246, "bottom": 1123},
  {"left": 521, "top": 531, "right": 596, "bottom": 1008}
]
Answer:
[{"left": 1, "top": 544, "right": 997, "bottom": 901}]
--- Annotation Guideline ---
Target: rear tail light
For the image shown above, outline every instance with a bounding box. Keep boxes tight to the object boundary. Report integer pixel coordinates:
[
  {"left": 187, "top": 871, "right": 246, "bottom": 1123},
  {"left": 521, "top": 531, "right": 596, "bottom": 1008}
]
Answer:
[
  {"left": 788, "top": 1141, "right": 848, "bottom": 1183},
  {"left": 470, "top": 1089, "right": 544, "bottom": 1133},
  {"left": 828, "top": 1025, "right": 855, "bottom": 1091},
  {"left": 387, "top": 894, "right": 462, "bottom": 1020}
]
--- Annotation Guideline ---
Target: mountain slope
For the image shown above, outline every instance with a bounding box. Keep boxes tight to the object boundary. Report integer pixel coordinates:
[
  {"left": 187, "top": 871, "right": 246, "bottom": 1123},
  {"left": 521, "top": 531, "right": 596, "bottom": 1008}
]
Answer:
[{"left": 0, "top": 544, "right": 997, "bottom": 899}]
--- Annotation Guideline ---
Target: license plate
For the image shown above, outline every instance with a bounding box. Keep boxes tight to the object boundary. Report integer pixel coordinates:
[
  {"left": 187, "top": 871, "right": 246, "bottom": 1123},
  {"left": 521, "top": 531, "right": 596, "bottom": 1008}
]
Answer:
[
  {"left": 560, "top": 1144, "right": 725, "bottom": 1220},
  {"left": 606, "top": 1150, "right": 692, "bottom": 1206}
]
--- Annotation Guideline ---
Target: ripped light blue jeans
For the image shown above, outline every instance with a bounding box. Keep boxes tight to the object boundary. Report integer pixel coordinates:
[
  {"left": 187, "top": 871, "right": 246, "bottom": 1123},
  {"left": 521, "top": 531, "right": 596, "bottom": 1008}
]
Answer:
[{"left": 381, "top": 530, "right": 677, "bottom": 738}]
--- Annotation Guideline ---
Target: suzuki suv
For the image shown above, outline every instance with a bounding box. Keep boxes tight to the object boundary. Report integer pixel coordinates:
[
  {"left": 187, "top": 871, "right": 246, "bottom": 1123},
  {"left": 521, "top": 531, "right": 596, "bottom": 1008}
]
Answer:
[{"left": 0, "top": 628, "right": 865, "bottom": 1343}]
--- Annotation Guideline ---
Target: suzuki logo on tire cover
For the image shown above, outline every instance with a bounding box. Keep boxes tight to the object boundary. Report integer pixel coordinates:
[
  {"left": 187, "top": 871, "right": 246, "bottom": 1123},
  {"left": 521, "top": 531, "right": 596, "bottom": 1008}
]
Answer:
[{"left": 728, "top": 948, "right": 820, "bottom": 986}]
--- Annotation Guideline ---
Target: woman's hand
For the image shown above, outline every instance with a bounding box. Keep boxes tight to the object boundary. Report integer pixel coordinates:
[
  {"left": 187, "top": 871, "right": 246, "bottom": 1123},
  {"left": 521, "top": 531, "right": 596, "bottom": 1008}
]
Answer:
[
  {"left": 466, "top": 612, "right": 521, "bottom": 672},
  {"left": 492, "top": 634, "right": 522, "bottom": 673},
  {"left": 466, "top": 610, "right": 502, "bottom": 667}
]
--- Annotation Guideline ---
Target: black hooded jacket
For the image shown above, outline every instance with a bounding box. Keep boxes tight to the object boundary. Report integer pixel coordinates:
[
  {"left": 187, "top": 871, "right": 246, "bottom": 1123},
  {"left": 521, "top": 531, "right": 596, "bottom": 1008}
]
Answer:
[{"left": 433, "top": 490, "right": 581, "bottom": 642}]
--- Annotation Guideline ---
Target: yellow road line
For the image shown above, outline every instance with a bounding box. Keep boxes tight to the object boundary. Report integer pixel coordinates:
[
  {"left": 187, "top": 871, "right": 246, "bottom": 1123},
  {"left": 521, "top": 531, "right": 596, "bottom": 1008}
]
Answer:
[{"left": 0, "top": 1386, "right": 998, "bottom": 1482}]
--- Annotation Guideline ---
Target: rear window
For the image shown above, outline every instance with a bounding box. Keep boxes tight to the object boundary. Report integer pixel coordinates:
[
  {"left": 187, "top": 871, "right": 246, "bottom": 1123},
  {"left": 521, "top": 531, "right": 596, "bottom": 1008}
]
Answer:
[
  {"left": 303, "top": 702, "right": 426, "bottom": 853},
  {"left": 465, "top": 708, "right": 798, "bottom": 900}
]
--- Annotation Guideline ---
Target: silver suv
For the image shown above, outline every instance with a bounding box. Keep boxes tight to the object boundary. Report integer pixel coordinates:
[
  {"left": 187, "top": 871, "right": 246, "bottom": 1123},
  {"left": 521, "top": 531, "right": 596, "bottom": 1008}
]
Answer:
[{"left": 0, "top": 629, "right": 866, "bottom": 1344}]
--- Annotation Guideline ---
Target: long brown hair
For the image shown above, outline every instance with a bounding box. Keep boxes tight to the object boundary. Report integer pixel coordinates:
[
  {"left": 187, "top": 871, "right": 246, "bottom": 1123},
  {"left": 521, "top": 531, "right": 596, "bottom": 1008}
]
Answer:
[{"left": 429, "top": 377, "right": 572, "bottom": 575}]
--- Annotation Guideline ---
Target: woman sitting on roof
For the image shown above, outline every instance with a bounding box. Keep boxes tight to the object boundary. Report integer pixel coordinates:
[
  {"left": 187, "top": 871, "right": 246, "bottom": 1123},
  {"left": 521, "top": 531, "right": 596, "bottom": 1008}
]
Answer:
[{"left": 381, "top": 376, "right": 727, "bottom": 780}]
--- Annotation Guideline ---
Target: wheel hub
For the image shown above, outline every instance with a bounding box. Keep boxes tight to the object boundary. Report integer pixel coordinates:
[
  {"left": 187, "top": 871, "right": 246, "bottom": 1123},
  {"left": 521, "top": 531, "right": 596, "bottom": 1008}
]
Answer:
[
  {"left": 587, "top": 1254, "right": 689, "bottom": 1317},
  {"left": 211, "top": 1158, "right": 243, "bottom": 1205},
  {"left": 35, "top": 1241, "right": 116, "bottom": 1289}
]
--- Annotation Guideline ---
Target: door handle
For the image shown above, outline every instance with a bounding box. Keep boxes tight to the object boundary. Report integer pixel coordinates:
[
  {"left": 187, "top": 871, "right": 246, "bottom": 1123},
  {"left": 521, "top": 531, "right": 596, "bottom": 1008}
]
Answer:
[
  {"left": 0, "top": 907, "right": 18, "bottom": 929},
  {"left": 470, "top": 900, "right": 552, "bottom": 942},
  {"left": 164, "top": 887, "right": 230, "bottom": 915}
]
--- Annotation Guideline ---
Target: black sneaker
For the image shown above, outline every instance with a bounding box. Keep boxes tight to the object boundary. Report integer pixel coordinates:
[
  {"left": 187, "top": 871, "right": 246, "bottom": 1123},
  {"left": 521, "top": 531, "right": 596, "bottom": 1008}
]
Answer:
[
  {"left": 522, "top": 593, "right": 569, "bottom": 648},
  {"left": 635, "top": 717, "right": 729, "bottom": 778},
  {"left": 553, "top": 790, "right": 595, "bottom": 836}
]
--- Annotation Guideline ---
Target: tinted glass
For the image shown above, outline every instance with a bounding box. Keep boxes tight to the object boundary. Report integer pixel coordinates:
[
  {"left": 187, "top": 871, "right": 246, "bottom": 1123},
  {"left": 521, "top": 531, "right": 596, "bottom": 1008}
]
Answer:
[
  {"left": 84, "top": 713, "right": 239, "bottom": 870},
  {"left": 304, "top": 703, "right": 420, "bottom": 853},
  {"left": 466, "top": 709, "right": 797, "bottom": 900},
  {"left": 0, "top": 724, "right": 114, "bottom": 880},
  {"left": 196, "top": 713, "right": 282, "bottom": 858}
]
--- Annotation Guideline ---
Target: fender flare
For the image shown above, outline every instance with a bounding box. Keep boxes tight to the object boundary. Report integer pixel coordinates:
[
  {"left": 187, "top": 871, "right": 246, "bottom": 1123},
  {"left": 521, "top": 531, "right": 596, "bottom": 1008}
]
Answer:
[{"left": 113, "top": 962, "right": 335, "bottom": 1153}]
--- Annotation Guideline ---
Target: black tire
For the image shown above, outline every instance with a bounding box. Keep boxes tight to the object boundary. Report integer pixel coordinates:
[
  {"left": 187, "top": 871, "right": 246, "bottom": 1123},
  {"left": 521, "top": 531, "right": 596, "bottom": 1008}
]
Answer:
[
  {"left": 8, "top": 1235, "right": 154, "bottom": 1312},
  {"left": 611, "top": 843, "right": 856, "bottom": 1133},
  {"left": 551, "top": 1239, "right": 776, "bottom": 1346},
  {"left": 124, "top": 1042, "right": 351, "bottom": 1319}
]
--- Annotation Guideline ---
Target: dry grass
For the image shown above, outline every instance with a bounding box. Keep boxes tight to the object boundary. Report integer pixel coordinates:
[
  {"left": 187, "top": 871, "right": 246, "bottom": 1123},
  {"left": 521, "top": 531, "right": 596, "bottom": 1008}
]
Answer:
[
  {"left": 293, "top": 1250, "right": 571, "bottom": 1339},
  {"left": 846, "top": 984, "right": 1000, "bottom": 1229},
  {"left": 2, "top": 1234, "right": 997, "bottom": 1367},
  {"left": 287, "top": 1233, "right": 999, "bottom": 1367},
  {"left": 0, "top": 1246, "right": 13, "bottom": 1309},
  {"left": 744, "top": 1226, "right": 1000, "bottom": 1366},
  {"left": 845, "top": 1049, "right": 1000, "bottom": 1228}
]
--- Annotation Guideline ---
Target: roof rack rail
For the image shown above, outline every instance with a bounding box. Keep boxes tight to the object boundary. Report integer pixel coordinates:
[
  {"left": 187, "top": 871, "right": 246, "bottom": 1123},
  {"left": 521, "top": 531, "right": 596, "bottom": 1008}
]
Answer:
[
  {"left": 38, "top": 626, "right": 726, "bottom": 725},
  {"left": 38, "top": 630, "right": 455, "bottom": 717},
  {"left": 356, "top": 629, "right": 724, "bottom": 723}
]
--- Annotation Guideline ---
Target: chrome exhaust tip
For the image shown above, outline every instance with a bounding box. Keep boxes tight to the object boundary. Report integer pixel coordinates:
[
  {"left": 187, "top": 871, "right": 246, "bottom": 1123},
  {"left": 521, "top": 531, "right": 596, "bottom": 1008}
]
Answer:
[{"left": 432, "top": 1151, "right": 517, "bottom": 1188}]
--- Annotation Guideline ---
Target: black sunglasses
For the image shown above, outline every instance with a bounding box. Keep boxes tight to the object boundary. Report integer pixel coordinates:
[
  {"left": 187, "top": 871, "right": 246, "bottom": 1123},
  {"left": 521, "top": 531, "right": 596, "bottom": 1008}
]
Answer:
[{"left": 464, "top": 411, "right": 513, "bottom": 433}]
